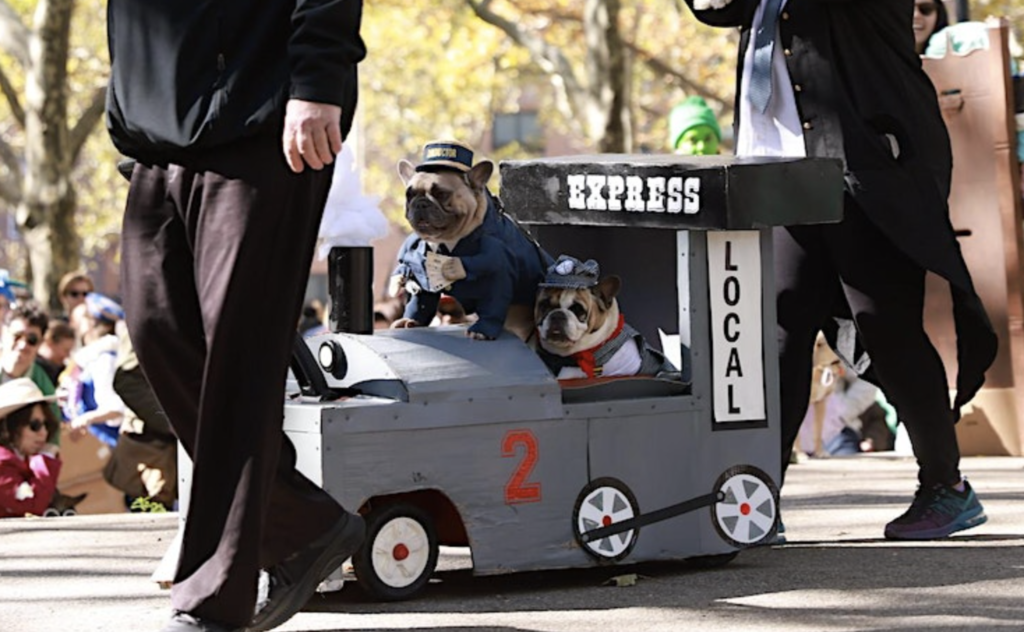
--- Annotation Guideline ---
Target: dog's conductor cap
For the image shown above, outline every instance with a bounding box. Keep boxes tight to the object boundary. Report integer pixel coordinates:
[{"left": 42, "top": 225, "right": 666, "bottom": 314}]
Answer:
[
  {"left": 539, "top": 255, "right": 600, "bottom": 289},
  {"left": 416, "top": 139, "right": 475, "bottom": 173}
]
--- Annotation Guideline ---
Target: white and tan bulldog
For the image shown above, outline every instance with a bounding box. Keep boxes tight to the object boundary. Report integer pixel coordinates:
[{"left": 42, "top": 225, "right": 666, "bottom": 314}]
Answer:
[{"left": 534, "top": 256, "right": 676, "bottom": 379}]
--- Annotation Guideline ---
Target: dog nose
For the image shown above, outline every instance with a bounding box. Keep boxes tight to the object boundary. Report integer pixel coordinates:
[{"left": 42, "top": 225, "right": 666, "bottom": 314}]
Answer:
[
  {"left": 546, "top": 312, "right": 569, "bottom": 338},
  {"left": 411, "top": 197, "right": 435, "bottom": 212}
]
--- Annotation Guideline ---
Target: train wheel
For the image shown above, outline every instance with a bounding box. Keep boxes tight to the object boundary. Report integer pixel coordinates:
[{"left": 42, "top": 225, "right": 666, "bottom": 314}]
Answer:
[
  {"left": 573, "top": 477, "right": 640, "bottom": 561},
  {"left": 711, "top": 465, "right": 779, "bottom": 548},
  {"left": 352, "top": 503, "right": 438, "bottom": 601}
]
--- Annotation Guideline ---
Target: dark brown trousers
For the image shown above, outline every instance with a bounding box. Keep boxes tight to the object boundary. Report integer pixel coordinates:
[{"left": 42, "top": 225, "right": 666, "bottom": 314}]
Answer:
[
  {"left": 775, "top": 199, "right": 961, "bottom": 488},
  {"left": 120, "top": 133, "right": 344, "bottom": 627}
]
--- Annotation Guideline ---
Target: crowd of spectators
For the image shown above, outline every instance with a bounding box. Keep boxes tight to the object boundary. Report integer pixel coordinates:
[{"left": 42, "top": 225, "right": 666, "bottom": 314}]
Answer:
[{"left": 0, "top": 269, "right": 176, "bottom": 518}]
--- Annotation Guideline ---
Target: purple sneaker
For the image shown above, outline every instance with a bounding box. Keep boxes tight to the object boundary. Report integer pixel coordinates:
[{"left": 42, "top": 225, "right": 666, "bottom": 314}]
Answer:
[{"left": 884, "top": 480, "right": 987, "bottom": 540}]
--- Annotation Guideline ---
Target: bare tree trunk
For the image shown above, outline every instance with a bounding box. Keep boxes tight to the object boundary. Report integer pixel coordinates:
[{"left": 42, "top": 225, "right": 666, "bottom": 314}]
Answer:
[
  {"left": 467, "top": 0, "right": 631, "bottom": 153},
  {"left": 584, "top": 0, "right": 630, "bottom": 152},
  {"left": 18, "top": 0, "right": 82, "bottom": 312}
]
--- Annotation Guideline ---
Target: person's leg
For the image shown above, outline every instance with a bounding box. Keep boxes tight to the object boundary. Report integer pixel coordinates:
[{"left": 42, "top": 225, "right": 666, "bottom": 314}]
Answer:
[
  {"left": 120, "top": 161, "right": 206, "bottom": 455},
  {"left": 824, "top": 203, "right": 959, "bottom": 487},
  {"left": 774, "top": 224, "right": 839, "bottom": 480},
  {"left": 122, "top": 135, "right": 350, "bottom": 627},
  {"left": 825, "top": 202, "right": 984, "bottom": 539}
]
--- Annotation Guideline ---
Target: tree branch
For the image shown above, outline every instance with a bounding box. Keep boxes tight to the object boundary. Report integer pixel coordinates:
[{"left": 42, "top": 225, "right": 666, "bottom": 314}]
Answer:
[
  {"left": 505, "top": 0, "right": 580, "bottom": 22},
  {"left": 69, "top": 85, "right": 108, "bottom": 161},
  {"left": 0, "top": 0, "right": 29, "bottom": 66},
  {"left": 0, "top": 63, "right": 25, "bottom": 128},
  {"left": 626, "top": 41, "right": 734, "bottom": 117},
  {"left": 465, "top": 0, "right": 587, "bottom": 125}
]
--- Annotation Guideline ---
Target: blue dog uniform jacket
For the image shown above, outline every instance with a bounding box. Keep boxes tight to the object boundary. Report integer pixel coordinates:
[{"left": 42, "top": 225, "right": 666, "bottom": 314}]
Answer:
[{"left": 395, "top": 193, "right": 553, "bottom": 339}]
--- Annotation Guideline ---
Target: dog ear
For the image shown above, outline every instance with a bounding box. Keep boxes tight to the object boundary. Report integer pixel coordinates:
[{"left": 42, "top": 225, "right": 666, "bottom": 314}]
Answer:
[
  {"left": 397, "top": 159, "right": 417, "bottom": 185},
  {"left": 466, "top": 160, "right": 494, "bottom": 190},
  {"left": 594, "top": 275, "right": 621, "bottom": 309}
]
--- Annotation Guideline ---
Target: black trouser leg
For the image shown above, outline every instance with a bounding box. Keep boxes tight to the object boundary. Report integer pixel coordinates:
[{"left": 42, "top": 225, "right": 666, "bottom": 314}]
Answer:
[
  {"left": 826, "top": 203, "right": 960, "bottom": 487},
  {"left": 773, "top": 224, "right": 838, "bottom": 479},
  {"left": 120, "top": 135, "right": 344, "bottom": 627},
  {"left": 776, "top": 199, "right": 961, "bottom": 488}
]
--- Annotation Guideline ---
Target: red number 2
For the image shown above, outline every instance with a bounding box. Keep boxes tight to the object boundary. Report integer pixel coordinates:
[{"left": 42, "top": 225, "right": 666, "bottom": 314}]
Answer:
[{"left": 502, "top": 429, "right": 542, "bottom": 504}]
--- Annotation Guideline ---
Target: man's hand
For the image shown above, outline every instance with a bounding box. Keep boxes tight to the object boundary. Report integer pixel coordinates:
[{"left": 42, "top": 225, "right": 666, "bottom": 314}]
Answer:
[
  {"left": 282, "top": 99, "right": 343, "bottom": 173},
  {"left": 390, "top": 318, "right": 420, "bottom": 329},
  {"left": 692, "top": 0, "right": 733, "bottom": 9}
]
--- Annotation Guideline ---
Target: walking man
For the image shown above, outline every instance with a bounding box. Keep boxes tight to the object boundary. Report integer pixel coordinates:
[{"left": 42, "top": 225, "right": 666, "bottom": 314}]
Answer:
[{"left": 106, "top": 1, "right": 367, "bottom": 630}]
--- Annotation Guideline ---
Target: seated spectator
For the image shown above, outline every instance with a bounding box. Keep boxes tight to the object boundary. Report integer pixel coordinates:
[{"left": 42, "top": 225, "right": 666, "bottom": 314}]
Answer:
[
  {"left": 668, "top": 95, "right": 722, "bottom": 157},
  {"left": 0, "top": 378, "right": 62, "bottom": 518},
  {"left": 914, "top": 0, "right": 949, "bottom": 55},
  {"left": 797, "top": 370, "right": 881, "bottom": 457},
  {"left": 298, "top": 298, "right": 329, "bottom": 338},
  {"left": 36, "top": 320, "right": 76, "bottom": 386},
  {"left": 373, "top": 296, "right": 404, "bottom": 330},
  {"left": 0, "top": 274, "right": 14, "bottom": 338},
  {"left": 62, "top": 293, "right": 125, "bottom": 447},
  {"left": 103, "top": 324, "right": 177, "bottom": 510},
  {"left": 1, "top": 303, "right": 60, "bottom": 449},
  {"left": 56, "top": 270, "right": 94, "bottom": 323}
]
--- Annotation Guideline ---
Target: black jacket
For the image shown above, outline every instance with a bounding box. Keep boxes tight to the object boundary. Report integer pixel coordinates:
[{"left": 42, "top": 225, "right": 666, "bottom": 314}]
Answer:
[
  {"left": 106, "top": 0, "right": 365, "bottom": 165},
  {"left": 686, "top": 0, "right": 997, "bottom": 414}
]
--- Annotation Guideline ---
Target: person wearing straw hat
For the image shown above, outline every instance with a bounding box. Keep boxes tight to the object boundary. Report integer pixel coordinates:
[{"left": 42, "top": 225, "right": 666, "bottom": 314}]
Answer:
[
  {"left": 1, "top": 302, "right": 61, "bottom": 444},
  {"left": 0, "top": 378, "right": 61, "bottom": 518}
]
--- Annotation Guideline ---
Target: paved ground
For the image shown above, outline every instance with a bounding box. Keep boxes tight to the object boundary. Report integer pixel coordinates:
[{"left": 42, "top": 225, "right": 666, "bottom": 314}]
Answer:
[{"left": 1, "top": 455, "right": 1022, "bottom": 632}]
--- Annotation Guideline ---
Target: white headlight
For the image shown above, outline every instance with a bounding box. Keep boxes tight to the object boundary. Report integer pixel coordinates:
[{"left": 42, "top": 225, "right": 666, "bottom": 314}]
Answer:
[{"left": 318, "top": 342, "right": 336, "bottom": 371}]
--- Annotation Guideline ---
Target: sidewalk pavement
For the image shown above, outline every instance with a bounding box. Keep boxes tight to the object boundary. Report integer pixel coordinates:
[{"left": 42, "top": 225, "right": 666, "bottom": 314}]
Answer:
[{"left": 1, "top": 455, "right": 1022, "bottom": 632}]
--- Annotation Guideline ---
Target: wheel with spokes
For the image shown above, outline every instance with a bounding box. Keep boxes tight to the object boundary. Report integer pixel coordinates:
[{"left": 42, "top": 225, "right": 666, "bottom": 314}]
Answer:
[
  {"left": 572, "top": 477, "right": 640, "bottom": 561},
  {"left": 352, "top": 502, "right": 438, "bottom": 601},
  {"left": 711, "top": 465, "right": 779, "bottom": 548}
]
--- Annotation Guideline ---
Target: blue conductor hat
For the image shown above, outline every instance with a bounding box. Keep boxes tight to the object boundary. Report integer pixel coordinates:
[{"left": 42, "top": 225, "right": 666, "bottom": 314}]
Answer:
[
  {"left": 416, "top": 139, "right": 475, "bottom": 173},
  {"left": 539, "top": 255, "right": 600, "bottom": 289}
]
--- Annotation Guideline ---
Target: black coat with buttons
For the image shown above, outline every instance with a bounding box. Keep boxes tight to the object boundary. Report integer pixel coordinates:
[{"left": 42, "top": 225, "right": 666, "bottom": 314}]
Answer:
[{"left": 686, "top": 0, "right": 997, "bottom": 415}]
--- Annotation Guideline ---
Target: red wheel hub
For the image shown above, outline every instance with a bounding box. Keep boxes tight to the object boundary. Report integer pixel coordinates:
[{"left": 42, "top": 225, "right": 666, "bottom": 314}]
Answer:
[
  {"left": 392, "top": 543, "right": 410, "bottom": 561},
  {"left": 602, "top": 515, "right": 613, "bottom": 527},
  {"left": 740, "top": 503, "right": 751, "bottom": 516}
]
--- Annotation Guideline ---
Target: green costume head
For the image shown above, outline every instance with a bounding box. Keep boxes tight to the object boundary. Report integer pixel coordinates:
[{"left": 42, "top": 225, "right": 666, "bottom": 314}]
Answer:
[{"left": 668, "top": 96, "right": 721, "bottom": 156}]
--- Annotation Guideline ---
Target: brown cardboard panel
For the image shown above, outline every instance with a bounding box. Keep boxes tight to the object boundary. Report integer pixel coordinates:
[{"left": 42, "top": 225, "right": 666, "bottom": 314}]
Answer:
[
  {"left": 56, "top": 425, "right": 126, "bottom": 514},
  {"left": 57, "top": 424, "right": 112, "bottom": 484},
  {"left": 59, "top": 473, "right": 127, "bottom": 516},
  {"left": 922, "top": 21, "right": 1024, "bottom": 456},
  {"left": 956, "top": 388, "right": 1022, "bottom": 456}
]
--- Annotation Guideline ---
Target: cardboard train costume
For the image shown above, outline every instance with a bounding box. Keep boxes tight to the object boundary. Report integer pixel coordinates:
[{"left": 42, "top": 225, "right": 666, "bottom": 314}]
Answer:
[{"left": 394, "top": 142, "right": 553, "bottom": 339}]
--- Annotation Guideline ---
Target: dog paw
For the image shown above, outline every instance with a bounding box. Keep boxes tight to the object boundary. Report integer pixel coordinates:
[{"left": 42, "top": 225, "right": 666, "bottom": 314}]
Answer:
[
  {"left": 466, "top": 330, "right": 495, "bottom": 341},
  {"left": 390, "top": 318, "right": 420, "bottom": 329}
]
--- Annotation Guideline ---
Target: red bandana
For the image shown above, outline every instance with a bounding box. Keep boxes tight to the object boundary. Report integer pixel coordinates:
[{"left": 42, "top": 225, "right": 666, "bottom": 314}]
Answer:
[{"left": 572, "top": 314, "right": 625, "bottom": 378}]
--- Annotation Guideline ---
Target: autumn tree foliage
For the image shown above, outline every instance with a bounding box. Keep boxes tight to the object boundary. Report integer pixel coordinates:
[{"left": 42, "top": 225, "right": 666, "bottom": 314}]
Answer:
[
  {"left": 3, "top": 0, "right": 1024, "bottom": 294},
  {"left": 0, "top": 0, "right": 115, "bottom": 310}
]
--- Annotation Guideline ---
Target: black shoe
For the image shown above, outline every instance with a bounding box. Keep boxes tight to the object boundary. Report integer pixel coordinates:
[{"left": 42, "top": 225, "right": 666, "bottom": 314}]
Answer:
[
  {"left": 161, "top": 611, "right": 242, "bottom": 632},
  {"left": 250, "top": 512, "right": 365, "bottom": 632},
  {"left": 884, "top": 480, "right": 987, "bottom": 540}
]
